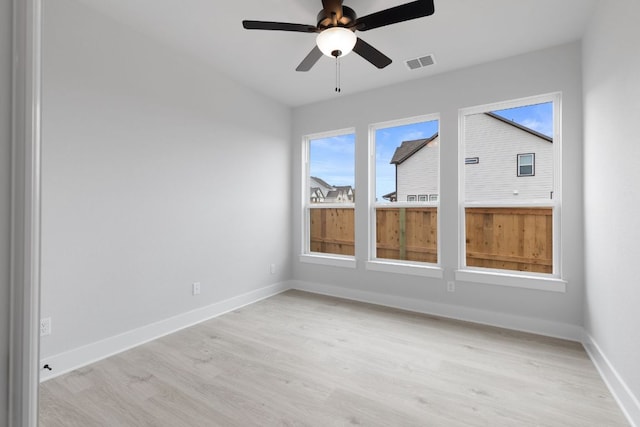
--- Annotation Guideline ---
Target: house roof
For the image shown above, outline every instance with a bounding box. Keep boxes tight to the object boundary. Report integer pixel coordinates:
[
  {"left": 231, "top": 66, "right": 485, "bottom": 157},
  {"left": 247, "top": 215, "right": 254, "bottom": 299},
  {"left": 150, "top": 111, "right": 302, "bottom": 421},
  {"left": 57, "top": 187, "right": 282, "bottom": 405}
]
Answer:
[
  {"left": 334, "top": 186, "right": 353, "bottom": 193},
  {"left": 310, "top": 176, "right": 333, "bottom": 189},
  {"left": 390, "top": 113, "right": 552, "bottom": 166},
  {"left": 310, "top": 187, "right": 324, "bottom": 197},
  {"left": 484, "top": 112, "right": 553, "bottom": 142},
  {"left": 390, "top": 133, "right": 439, "bottom": 165}
]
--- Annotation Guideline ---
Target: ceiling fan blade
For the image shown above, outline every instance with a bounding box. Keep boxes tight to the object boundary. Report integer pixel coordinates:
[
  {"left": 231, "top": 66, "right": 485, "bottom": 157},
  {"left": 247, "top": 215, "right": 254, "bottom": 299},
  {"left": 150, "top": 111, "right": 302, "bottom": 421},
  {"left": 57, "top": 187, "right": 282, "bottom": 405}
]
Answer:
[
  {"left": 353, "top": 37, "right": 392, "bottom": 69},
  {"left": 242, "top": 20, "right": 318, "bottom": 33},
  {"left": 353, "top": 0, "right": 435, "bottom": 31},
  {"left": 296, "top": 46, "right": 324, "bottom": 72}
]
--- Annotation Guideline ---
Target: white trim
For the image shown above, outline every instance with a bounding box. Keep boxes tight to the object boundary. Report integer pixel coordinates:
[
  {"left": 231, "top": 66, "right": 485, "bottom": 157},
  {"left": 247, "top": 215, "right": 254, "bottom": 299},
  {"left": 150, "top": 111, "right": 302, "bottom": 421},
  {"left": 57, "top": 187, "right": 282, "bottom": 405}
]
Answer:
[
  {"left": 10, "top": 0, "right": 42, "bottom": 426},
  {"left": 552, "top": 95, "right": 562, "bottom": 276},
  {"left": 455, "top": 269, "right": 566, "bottom": 292},
  {"left": 306, "top": 202, "right": 355, "bottom": 209},
  {"left": 458, "top": 93, "right": 563, "bottom": 278},
  {"left": 290, "top": 280, "right": 583, "bottom": 341},
  {"left": 368, "top": 113, "right": 442, "bottom": 268},
  {"left": 302, "top": 128, "right": 356, "bottom": 256},
  {"left": 374, "top": 201, "right": 439, "bottom": 209},
  {"left": 299, "top": 254, "right": 356, "bottom": 269},
  {"left": 583, "top": 334, "right": 640, "bottom": 427},
  {"left": 459, "top": 93, "right": 562, "bottom": 117},
  {"left": 40, "top": 282, "right": 291, "bottom": 382},
  {"left": 463, "top": 200, "right": 557, "bottom": 208},
  {"left": 366, "top": 261, "right": 443, "bottom": 278}
]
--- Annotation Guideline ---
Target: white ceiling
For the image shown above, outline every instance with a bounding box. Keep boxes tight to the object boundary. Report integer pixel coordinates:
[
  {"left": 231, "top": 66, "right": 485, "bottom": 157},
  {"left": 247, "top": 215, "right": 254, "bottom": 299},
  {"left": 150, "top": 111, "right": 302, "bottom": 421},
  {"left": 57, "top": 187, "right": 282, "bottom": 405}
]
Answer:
[{"left": 76, "top": 0, "right": 598, "bottom": 107}]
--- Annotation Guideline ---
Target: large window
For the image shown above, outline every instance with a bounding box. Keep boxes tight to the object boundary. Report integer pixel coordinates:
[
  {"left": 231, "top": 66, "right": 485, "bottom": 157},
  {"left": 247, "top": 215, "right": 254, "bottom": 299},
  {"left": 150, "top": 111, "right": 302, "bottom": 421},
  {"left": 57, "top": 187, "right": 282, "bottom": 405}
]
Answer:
[
  {"left": 303, "top": 130, "right": 355, "bottom": 259},
  {"left": 459, "top": 94, "right": 560, "bottom": 277},
  {"left": 369, "top": 115, "right": 440, "bottom": 272}
]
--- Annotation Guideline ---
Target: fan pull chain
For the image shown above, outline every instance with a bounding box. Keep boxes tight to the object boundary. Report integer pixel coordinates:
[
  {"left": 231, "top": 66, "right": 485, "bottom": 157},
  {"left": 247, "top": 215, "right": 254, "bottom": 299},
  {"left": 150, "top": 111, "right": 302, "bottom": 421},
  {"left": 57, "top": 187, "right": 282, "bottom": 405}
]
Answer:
[{"left": 335, "top": 56, "right": 341, "bottom": 93}]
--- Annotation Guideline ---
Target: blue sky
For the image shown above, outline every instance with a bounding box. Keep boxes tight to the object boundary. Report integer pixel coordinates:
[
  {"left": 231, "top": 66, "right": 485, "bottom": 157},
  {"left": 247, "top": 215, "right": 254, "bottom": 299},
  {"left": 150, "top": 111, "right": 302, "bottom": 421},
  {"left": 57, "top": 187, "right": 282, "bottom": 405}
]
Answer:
[
  {"left": 309, "top": 102, "right": 553, "bottom": 200},
  {"left": 309, "top": 133, "right": 355, "bottom": 187},
  {"left": 493, "top": 102, "right": 553, "bottom": 137}
]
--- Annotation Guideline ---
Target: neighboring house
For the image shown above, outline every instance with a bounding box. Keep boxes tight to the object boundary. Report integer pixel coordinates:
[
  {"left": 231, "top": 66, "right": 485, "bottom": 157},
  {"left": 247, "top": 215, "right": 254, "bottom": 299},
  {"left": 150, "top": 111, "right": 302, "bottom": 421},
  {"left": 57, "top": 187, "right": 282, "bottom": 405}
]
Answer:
[
  {"left": 465, "top": 112, "right": 553, "bottom": 201},
  {"left": 382, "top": 191, "right": 397, "bottom": 202},
  {"left": 389, "top": 113, "right": 553, "bottom": 202},
  {"left": 309, "top": 176, "right": 355, "bottom": 203},
  {"left": 310, "top": 187, "right": 325, "bottom": 203},
  {"left": 390, "top": 133, "right": 440, "bottom": 202},
  {"left": 309, "top": 176, "right": 334, "bottom": 198}
]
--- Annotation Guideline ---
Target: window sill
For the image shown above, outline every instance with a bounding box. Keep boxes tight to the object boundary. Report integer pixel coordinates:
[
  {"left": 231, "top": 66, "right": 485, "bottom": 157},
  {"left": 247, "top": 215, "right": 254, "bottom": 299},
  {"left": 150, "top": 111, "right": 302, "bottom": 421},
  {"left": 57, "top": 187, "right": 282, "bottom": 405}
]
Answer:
[
  {"left": 299, "top": 254, "right": 357, "bottom": 269},
  {"left": 454, "top": 269, "right": 566, "bottom": 292},
  {"left": 366, "top": 260, "right": 444, "bottom": 278}
]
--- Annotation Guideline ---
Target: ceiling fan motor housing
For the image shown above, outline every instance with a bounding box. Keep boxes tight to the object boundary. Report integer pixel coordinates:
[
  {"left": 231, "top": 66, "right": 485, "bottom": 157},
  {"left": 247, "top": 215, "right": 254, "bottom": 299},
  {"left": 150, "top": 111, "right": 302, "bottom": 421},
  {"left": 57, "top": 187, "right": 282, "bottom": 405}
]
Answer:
[{"left": 317, "top": 6, "right": 357, "bottom": 29}]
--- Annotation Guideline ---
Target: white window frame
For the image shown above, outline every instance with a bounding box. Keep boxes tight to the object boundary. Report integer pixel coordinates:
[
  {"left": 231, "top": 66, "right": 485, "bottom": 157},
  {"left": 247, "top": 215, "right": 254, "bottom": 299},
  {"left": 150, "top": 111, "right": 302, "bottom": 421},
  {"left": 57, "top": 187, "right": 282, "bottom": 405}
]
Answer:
[
  {"left": 457, "top": 93, "right": 566, "bottom": 292},
  {"left": 367, "top": 114, "right": 443, "bottom": 278},
  {"left": 300, "top": 128, "right": 356, "bottom": 269}
]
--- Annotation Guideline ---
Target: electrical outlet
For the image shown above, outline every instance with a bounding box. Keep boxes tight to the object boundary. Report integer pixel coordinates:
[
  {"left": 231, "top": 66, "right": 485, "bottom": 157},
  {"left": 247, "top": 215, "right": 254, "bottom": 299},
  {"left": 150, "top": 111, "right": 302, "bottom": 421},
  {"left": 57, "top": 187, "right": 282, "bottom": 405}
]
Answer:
[
  {"left": 40, "top": 317, "right": 51, "bottom": 336},
  {"left": 192, "top": 282, "right": 201, "bottom": 296},
  {"left": 270, "top": 264, "right": 276, "bottom": 275},
  {"left": 446, "top": 281, "right": 456, "bottom": 293}
]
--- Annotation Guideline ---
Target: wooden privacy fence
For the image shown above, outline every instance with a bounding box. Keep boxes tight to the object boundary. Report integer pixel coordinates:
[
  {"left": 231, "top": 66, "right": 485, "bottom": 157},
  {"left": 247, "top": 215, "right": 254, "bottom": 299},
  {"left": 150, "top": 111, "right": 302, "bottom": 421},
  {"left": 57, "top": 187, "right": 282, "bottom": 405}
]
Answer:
[
  {"left": 310, "top": 208, "right": 355, "bottom": 256},
  {"left": 310, "top": 206, "right": 553, "bottom": 274},
  {"left": 376, "top": 207, "right": 438, "bottom": 263},
  {"left": 465, "top": 207, "right": 553, "bottom": 274},
  {"left": 309, "top": 207, "right": 438, "bottom": 262}
]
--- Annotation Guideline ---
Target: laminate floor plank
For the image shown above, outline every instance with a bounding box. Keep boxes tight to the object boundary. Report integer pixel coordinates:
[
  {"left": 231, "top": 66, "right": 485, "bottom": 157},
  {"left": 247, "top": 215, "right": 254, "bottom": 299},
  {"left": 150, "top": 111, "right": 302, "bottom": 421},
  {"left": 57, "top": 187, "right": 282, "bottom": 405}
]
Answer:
[{"left": 40, "top": 290, "right": 629, "bottom": 426}]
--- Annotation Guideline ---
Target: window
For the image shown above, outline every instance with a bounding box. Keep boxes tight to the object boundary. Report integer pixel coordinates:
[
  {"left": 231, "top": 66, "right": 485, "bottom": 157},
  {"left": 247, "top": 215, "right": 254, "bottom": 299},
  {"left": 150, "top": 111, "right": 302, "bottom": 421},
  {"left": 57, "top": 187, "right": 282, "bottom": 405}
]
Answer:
[
  {"left": 303, "top": 130, "right": 355, "bottom": 259},
  {"left": 370, "top": 115, "right": 440, "bottom": 269},
  {"left": 517, "top": 153, "right": 535, "bottom": 176},
  {"left": 429, "top": 194, "right": 438, "bottom": 202},
  {"left": 459, "top": 94, "right": 560, "bottom": 277}
]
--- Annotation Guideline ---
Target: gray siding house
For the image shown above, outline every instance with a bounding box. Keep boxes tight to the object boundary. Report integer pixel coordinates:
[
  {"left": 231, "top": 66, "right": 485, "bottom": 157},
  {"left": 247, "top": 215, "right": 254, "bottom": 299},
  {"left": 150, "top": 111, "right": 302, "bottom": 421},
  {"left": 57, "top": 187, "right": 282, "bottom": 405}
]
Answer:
[{"left": 390, "top": 113, "right": 553, "bottom": 202}]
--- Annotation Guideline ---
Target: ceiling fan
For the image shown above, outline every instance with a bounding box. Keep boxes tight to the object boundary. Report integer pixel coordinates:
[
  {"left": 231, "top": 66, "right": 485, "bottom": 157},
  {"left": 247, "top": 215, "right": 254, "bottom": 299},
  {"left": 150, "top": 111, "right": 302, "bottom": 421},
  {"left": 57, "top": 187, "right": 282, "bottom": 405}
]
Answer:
[{"left": 242, "top": 0, "right": 435, "bottom": 72}]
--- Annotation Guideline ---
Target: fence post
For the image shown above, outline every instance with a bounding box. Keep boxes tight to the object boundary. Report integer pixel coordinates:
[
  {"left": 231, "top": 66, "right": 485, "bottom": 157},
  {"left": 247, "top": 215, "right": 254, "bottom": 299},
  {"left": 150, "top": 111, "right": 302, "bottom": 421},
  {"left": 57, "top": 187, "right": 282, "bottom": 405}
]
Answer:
[{"left": 399, "top": 208, "right": 406, "bottom": 260}]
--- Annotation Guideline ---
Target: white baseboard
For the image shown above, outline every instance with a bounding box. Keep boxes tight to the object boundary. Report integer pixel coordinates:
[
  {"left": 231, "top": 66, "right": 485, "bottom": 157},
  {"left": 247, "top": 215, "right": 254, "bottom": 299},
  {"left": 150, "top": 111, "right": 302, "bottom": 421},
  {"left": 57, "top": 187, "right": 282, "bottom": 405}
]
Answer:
[
  {"left": 583, "top": 335, "right": 640, "bottom": 427},
  {"left": 40, "top": 278, "right": 639, "bottom": 427},
  {"left": 291, "top": 280, "right": 584, "bottom": 341},
  {"left": 40, "top": 281, "right": 292, "bottom": 382}
]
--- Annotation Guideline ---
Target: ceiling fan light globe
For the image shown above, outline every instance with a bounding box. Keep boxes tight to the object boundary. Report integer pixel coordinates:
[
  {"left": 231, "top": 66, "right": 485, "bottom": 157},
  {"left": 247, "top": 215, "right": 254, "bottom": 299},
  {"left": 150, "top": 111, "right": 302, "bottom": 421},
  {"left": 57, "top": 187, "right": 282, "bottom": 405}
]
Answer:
[{"left": 316, "top": 27, "right": 357, "bottom": 58}]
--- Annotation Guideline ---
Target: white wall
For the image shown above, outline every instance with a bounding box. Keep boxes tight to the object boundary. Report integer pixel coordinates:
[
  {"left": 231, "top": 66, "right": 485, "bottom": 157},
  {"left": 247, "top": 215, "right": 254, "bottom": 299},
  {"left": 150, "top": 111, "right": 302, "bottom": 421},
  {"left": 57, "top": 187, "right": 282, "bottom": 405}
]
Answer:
[
  {"left": 40, "top": 0, "right": 292, "bottom": 363},
  {"left": 583, "top": 0, "right": 640, "bottom": 422},
  {"left": 293, "top": 42, "right": 584, "bottom": 335},
  {"left": 0, "top": 0, "right": 11, "bottom": 423}
]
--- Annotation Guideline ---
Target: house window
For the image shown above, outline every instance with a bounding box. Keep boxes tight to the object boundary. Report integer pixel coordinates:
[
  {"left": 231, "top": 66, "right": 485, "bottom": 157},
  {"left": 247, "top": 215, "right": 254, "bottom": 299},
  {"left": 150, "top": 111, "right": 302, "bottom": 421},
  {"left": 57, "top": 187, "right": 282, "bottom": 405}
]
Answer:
[
  {"left": 459, "top": 94, "right": 559, "bottom": 277},
  {"left": 517, "top": 153, "right": 535, "bottom": 176},
  {"left": 370, "top": 115, "right": 440, "bottom": 268},
  {"left": 303, "top": 130, "right": 355, "bottom": 258},
  {"left": 429, "top": 194, "right": 438, "bottom": 202}
]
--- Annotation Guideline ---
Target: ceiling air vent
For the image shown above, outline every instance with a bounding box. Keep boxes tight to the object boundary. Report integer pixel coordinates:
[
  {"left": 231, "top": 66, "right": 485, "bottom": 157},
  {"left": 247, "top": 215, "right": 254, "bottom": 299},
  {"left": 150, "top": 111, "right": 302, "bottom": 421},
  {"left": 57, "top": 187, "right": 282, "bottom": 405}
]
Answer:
[{"left": 405, "top": 54, "right": 435, "bottom": 70}]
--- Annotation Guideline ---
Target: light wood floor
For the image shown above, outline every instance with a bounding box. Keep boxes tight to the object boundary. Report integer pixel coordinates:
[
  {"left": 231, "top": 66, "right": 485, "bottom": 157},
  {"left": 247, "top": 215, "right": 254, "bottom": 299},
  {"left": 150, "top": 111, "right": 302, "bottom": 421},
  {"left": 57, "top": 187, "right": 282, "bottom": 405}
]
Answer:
[{"left": 40, "top": 290, "right": 629, "bottom": 426}]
